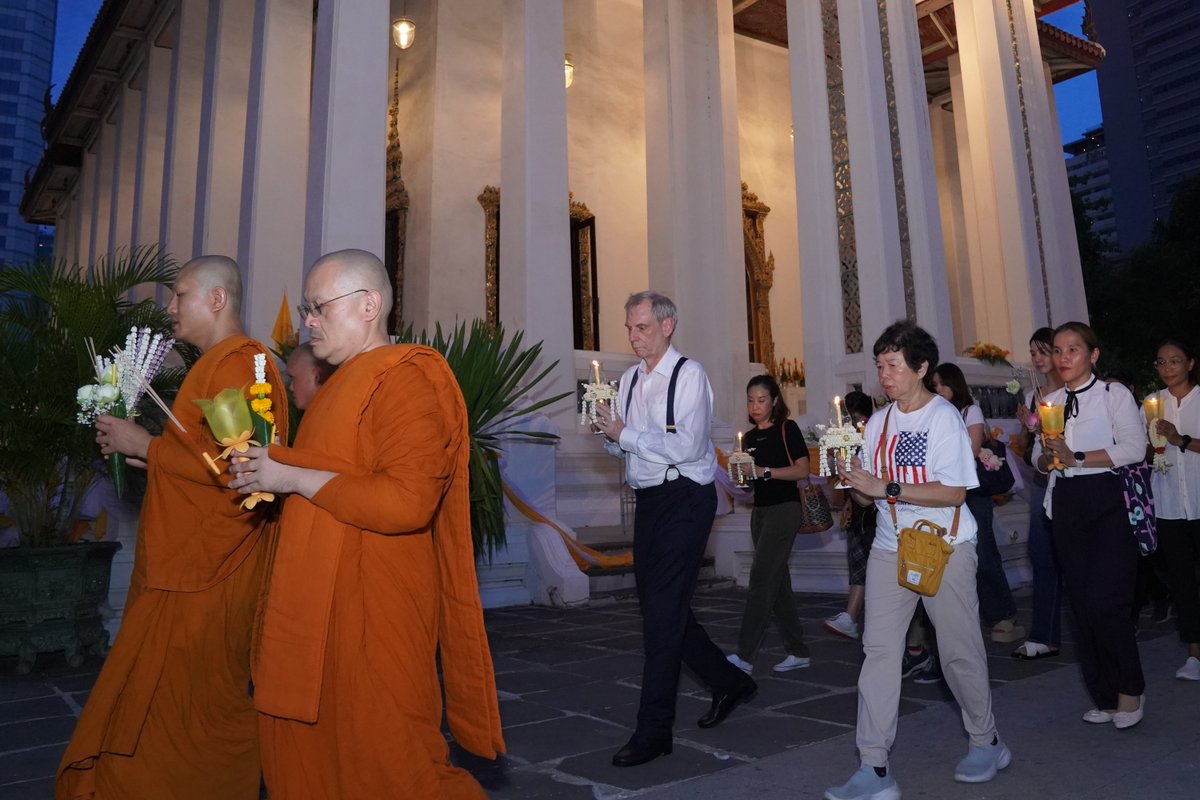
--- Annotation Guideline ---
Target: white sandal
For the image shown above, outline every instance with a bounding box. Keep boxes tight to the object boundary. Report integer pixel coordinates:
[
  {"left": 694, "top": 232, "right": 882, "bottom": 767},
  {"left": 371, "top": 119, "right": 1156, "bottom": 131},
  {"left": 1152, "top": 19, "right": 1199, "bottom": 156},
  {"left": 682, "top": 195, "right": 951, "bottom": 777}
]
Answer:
[{"left": 1011, "top": 641, "right": 1059, "bottom": 660}]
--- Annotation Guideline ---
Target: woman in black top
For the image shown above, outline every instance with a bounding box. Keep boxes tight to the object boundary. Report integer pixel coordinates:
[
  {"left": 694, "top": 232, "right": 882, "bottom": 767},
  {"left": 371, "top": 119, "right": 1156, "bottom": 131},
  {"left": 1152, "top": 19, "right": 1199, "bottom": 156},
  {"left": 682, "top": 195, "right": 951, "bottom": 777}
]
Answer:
[{"left": 726, "top": 374, "right": 813, "bottom": 674}]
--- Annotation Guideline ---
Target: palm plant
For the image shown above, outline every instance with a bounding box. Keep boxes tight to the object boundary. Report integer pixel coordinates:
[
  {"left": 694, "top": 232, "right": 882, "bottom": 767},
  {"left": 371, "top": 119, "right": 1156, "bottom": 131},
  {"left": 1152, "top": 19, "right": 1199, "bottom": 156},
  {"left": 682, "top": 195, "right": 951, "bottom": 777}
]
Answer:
[
  {"left": 399, "top": 320, "right": 571, "bottom": 560},
  {"left": 0, "top": 247, "right": 179, "bottom": 547}
]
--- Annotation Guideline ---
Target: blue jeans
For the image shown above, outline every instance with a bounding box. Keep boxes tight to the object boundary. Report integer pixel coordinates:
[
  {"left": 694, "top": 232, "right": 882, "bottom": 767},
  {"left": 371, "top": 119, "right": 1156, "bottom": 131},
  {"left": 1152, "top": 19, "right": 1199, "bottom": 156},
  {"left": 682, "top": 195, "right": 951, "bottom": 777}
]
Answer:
[
  {"left": 967, "top": 493, "right": 1017, "bottom": 627},
  {"left": 1026, "top": 485, "right": 1062, "bottom": 647}
]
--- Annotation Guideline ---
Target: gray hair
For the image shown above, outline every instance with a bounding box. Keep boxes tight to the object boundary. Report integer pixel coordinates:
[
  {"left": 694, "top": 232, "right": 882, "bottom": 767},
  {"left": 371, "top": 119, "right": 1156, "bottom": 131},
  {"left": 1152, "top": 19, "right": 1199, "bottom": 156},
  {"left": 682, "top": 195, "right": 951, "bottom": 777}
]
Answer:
[{"left": 624, "top": 291, "right": 678, "bottom": 325}]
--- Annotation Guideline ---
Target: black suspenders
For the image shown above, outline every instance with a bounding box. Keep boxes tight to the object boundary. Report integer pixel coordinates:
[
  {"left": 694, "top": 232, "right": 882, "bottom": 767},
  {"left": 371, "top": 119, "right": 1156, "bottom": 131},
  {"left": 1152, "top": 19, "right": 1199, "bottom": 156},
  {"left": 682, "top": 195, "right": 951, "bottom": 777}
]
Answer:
[
  {"left": 623, "top": 356, "right": 689, "bottom": 483},
  {"left": 623, "top": 356, "right": 688, "bottom": 433}
]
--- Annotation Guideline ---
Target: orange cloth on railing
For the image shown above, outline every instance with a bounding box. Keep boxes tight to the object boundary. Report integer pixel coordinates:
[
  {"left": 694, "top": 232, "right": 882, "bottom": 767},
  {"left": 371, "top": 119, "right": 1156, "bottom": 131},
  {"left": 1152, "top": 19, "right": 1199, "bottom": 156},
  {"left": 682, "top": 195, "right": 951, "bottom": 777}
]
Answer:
[{"left": 502, "top": 481, "right": 633, "bottom": 570}]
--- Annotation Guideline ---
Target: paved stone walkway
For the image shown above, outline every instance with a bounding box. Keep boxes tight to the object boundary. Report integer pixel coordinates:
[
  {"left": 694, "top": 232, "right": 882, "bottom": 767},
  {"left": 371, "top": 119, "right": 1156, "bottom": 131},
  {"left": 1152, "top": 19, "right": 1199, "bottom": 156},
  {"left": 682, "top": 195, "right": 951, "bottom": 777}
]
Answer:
[{"left": 1, "top": 584, "right": 1192, "bottom": 798}]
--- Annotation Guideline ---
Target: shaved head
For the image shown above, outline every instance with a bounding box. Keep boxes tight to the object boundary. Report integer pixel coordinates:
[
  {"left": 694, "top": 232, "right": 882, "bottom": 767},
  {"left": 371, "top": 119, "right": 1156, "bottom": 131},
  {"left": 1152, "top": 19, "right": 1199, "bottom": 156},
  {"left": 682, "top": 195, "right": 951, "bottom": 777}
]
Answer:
[
  {"left": 302, "top": 249, "right": 393, "bottom": 364},
  {"left": 179, "top": 255, "right": 243, "bottom": 314},
  {"left": 309, "top": 249, "right": 392, "bottom": 318}
]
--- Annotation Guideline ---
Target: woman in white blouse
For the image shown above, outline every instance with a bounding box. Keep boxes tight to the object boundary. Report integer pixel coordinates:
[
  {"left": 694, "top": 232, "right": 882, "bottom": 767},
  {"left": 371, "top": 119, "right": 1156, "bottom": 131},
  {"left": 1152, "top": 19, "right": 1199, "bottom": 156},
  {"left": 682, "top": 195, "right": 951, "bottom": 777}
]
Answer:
[
  {"left": 1034, "top": 322, "right": 1149, "bottom": 728},
  {"left": 1147, "top": 338, "right": 1200, "bottom": 681}
]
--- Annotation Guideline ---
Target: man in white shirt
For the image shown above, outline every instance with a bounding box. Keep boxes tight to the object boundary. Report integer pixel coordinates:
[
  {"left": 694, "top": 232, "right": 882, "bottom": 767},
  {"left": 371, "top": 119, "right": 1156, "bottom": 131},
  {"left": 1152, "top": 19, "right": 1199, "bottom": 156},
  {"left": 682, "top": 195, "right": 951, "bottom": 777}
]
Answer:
[{"left": 593, "top": 292, "right": 756, "bottom": 768}]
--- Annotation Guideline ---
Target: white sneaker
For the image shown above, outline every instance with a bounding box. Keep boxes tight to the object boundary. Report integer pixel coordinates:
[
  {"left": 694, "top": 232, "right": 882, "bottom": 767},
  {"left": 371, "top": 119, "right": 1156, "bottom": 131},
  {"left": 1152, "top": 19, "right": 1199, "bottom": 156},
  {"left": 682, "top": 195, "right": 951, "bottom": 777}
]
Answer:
[
  {"left": 773, "top": 654, "right": 811, "bottom": 672},
  {"left": 1176, "top": 656, "right": 1200, "bottom": 681},
  {"left": 823, "top": 611, "right": 860, "bottom": 639},
  {"left": 824, "top": 763, "right": 900, "bottom": 800},
  {"left": 727, "top": 653, "right": 753, "bottom": 675}
]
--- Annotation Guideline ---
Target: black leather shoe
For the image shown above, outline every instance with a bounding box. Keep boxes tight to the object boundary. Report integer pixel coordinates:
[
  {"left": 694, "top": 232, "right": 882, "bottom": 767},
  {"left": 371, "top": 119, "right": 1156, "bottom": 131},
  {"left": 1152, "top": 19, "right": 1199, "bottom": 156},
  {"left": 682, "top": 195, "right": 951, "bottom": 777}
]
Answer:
[
  {"left": 697, "top": 678, "right": 758, "bottom": 729},
  {"left": 611, "top": 735, "right": 673, "bottom": 767}
]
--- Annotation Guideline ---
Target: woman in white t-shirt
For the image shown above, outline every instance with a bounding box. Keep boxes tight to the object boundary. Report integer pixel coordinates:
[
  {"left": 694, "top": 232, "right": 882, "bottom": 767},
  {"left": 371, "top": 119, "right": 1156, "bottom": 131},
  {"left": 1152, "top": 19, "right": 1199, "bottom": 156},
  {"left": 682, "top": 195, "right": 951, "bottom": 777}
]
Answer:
[
  {"left": 1146, "top": 337, "right": 1200, "bottom": 681},
  {"left": 1033, "top": 321, "right": 1148, "bottom": 728},
  {"left": 824, "top": 321, "right": 1010, "bottom": 800}
]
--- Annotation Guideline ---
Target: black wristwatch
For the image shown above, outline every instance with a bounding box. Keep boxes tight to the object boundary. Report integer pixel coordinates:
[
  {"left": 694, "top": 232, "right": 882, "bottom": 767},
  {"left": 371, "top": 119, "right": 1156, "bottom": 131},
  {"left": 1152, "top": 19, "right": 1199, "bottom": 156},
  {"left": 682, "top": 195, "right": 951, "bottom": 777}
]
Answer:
[
  {"left": 762, "top": 467, "right": 772, "bottom": 481},
  {"left": 885, "top": 481, "right": 902, "bottom": 504},
  {"left": 1073, "top": 451, "right": 1086, "bottom": 467},
  {"left": 1180, "top": 435, "right": 1193, "bottom": 454}
]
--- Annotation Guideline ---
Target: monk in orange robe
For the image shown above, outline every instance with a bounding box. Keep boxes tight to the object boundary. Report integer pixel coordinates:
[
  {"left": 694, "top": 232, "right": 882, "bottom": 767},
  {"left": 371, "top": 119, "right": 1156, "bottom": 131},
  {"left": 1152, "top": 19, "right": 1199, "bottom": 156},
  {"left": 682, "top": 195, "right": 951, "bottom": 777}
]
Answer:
[
  {"left": 58, "top": 256, "right": 289, "bottom": 800},
  {"left": 229, "top": 248, "right": 503, "bottom": 799}
]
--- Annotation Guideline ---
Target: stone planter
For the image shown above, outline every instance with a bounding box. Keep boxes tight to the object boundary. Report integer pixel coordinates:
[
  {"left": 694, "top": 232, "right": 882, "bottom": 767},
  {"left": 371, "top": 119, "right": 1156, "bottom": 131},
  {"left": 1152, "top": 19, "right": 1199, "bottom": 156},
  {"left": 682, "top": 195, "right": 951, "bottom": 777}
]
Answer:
[{"left": 0, "top": 541, "right": 121, "bottom": 674}]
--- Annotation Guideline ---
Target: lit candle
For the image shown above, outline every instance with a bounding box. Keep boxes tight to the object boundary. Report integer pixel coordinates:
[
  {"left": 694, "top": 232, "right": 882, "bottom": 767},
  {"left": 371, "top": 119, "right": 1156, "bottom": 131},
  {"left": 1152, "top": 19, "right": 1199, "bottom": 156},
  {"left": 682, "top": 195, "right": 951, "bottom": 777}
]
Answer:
[
  {"left": 834, "top": 395, "right": 843, "bottom": 428},
  {"left": 591, "top": 360, "right": 601, "bottom": 384},
  {"left": 1144, "top": 395, "right": 1161, "bottom": 421},
  {"left": 737, "top": 431, "right": 743, "bottom": 452}
]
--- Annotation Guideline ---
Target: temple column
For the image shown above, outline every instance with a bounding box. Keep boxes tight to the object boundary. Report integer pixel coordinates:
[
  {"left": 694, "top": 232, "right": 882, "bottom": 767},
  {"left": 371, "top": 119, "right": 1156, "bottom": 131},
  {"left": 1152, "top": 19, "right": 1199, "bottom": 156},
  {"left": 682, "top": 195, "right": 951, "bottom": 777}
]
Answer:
[
  {"left": 949, "top": 0, "right": 1047, "bottom": 354},
  {"left": 238, "top": 0, "right": 312, "bottom": 344},
  {"left": 303, "top": 0, "right": 388, "bottom": 264},
  {"left": 76, "top": 147, "right": 98, "bottom": 268},
  {"left": 786, "top": 0, "right": 842, "bottom": 410},
  {"left": 836, "top": 0, "right": 908, "bottom": 356},
  {"left": 130, "top": 39, "right": 172, "bottom": 301},
  {"left": 498, "top": 0, "right": 574, "bottom": 420},
  {"left": 193, "top": 0, "right": 254, "bottom": 259},
  {"left": 1011, "top": 0, "right": 1086, "bottom": 324},
  {"left": 159, "top": 0, "right": 208, "bottom": 263},
  {"left": 642, "top": 0, "right": 744, "bottom": 425},
  {"left": 87, "top": 123, "right": 115, "bottom": 267},
  {"left": 107, "top": 82, "right": 141, "bottom": 258},
  {"left": 880, "top": 0, "right": 954, "bottom": 350}
]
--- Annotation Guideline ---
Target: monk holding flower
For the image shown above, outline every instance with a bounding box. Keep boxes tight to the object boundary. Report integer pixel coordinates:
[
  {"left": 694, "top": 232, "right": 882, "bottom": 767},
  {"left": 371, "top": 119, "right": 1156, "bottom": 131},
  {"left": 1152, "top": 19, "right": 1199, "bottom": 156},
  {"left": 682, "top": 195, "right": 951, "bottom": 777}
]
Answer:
[{"left": 229, "top": 248, "right": 503, "bottom": 799}]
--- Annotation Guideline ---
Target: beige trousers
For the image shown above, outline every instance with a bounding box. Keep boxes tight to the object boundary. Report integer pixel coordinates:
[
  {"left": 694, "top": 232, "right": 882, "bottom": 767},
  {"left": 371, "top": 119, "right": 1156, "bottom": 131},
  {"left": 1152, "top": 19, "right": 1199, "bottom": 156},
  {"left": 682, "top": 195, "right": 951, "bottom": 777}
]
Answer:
[{"left": 856, "top": 544, "right": 998, "bottom": 767}]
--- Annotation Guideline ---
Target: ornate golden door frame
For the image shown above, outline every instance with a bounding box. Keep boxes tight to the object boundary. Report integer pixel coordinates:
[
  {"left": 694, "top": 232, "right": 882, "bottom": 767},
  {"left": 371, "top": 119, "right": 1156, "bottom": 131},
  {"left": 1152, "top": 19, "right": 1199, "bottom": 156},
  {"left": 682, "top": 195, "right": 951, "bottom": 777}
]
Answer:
[
  {"left": 743, "top": 182, "right": 776, "bottom": 375},
  {"left": 385, "top": 62, "right": 409, "bottom": 335},
  {"left": 476, "top": 188, "right": 598, "bottom": 349}
]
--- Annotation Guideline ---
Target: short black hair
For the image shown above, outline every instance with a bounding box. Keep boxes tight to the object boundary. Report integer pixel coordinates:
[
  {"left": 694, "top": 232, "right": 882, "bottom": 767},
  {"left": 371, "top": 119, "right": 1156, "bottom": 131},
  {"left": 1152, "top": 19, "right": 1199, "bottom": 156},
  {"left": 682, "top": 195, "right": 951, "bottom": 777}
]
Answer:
[
  {"left": 843, "top": 390, "right": 874, "bottom": 421},
  {"left": 873, "top": 320, "right": 939, "bottom": 391},
  {"left": 746, "top": 374, "right": 790, "bottom": 426}
]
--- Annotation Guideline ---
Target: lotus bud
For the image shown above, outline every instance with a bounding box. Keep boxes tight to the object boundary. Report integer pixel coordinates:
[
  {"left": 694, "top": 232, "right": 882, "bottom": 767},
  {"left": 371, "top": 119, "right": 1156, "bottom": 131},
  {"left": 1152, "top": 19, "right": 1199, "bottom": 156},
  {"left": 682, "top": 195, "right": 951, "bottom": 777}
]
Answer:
[{"left": 194, "top": 385, "right": 253, "bottom": 442}]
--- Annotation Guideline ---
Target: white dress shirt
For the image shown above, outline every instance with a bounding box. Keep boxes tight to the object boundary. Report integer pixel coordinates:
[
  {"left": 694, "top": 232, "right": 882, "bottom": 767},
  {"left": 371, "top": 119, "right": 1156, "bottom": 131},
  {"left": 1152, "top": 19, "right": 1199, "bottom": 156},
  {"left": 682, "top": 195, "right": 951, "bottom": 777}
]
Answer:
[
  {"left": 603, "top": 345, "right": 716, "bottom": 489},
  {"left": 1032, "top": 376, "right": 1148, "bottom": 518},
  {"left": 1148, "top": 385, "right": 1200, "bottom": 521}
]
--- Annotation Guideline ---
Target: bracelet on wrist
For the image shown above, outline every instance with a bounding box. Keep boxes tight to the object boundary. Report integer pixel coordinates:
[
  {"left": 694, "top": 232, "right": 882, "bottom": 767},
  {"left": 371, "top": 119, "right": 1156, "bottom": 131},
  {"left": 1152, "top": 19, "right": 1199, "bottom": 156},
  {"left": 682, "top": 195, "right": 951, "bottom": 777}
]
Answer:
[{"left": 1180, "top": 434, "right": 1193, "bottom": 454}]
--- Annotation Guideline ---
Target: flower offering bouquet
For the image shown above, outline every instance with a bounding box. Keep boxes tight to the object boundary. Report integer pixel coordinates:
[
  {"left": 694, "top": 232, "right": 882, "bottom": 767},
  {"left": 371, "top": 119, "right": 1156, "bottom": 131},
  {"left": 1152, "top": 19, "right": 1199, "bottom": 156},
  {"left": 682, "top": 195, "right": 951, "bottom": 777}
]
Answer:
[
  {"left": 580, "top": 360, "right": 618, "bottom": 427},
  {"left": 727, "top": 431, "right": 755, "bottom": 487},
  {"left": 193, "top": 353, "right": 277, "bottom": 509},
  {"left": 76, "top": 327, "right": 175, "bottom": 499}
]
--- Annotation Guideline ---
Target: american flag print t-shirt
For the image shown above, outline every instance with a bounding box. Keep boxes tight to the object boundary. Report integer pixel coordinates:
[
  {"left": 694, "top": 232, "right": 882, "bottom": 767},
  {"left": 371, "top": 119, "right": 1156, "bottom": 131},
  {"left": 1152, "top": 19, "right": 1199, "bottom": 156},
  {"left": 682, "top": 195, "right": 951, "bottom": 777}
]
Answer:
[{"left": 861, "top": 395, "right": 980, "bottom": 552}]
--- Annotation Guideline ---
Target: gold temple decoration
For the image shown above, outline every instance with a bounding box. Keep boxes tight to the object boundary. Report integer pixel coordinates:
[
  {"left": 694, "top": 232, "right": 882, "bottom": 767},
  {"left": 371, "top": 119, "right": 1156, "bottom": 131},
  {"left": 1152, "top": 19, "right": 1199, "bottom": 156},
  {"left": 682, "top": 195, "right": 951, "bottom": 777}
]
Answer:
[
  {"left": 477, "top": 186, "right": 501, "bottom": 328},
  {"left": 569, "top": 193, "right": 599, "bottom": 351},
  {"left": 386, "top": 61, "right": 410, "bottom": 334},
  {"left": 742, "top": 182, "right": 776, "bottom": 376}
]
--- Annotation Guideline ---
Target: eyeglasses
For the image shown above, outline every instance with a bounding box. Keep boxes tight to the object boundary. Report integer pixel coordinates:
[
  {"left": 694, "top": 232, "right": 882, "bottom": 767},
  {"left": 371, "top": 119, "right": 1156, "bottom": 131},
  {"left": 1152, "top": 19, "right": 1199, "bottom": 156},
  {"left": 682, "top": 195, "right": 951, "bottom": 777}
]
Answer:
[
  {"left": 1154, "top": 357, "right": 1187, "bottom": 367},
  {"left": 297, "top": 289, "right": 367, "bottom": 320}
]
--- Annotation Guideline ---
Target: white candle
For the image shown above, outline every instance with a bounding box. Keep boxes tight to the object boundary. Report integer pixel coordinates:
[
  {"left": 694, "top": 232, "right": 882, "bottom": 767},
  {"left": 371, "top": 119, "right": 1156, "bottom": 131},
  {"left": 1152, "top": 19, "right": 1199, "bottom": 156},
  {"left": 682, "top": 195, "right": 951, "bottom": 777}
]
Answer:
[
  {"left": 834, "top": 395, "right": 843, "bottom": 428},
  {"left": 591, "top": 360, "right": 601, "bottom": 384},
  {"left": 737, "top": 431, "right": 743, "bottom": 452}
]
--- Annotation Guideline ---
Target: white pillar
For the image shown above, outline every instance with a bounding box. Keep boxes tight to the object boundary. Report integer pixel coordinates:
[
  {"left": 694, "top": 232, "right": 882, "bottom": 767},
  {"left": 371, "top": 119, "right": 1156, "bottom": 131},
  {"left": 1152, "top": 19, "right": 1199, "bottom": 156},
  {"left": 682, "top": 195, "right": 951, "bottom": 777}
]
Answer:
[
  {"left": 194, "top": 0, "right": 254, "bottom": 258},
  {"left": 304, "top": 0, "right": 389, "bottom": 264},
  {"left": 642, "top": 0, "right": 744, "bottom": 425},
  {"left": 882, "top": 0, "right": 954, "bottom": 351},
  {"left": 1011, "top": 0, "right": 1086, "bottom": 324},
  {"left": 87, "top": 124, "right": 115, "bottom": 268},
  {"left": 238, "top": 0, "right": 312, "bottom": 344},
  {"left": 130, "top": 41, "right": 172, "bottom": 301},
  {"left": 498, "top": 0, "right": 574, "bottom": 419},
  {"left": 159, "top": 0, "right": 208, "bottom": 263},
  {"left": 786, "top": 0, "right": 843, "bottom": 412},
  {"left": 77, "top": 148, "right": 98, "bottom": 268},
  {"left": 950, "top": 0, "right": 1046, "bottom": 354},
  {"left": 837, "top": 0, "right": 908, "bottom": 358},
  {"left": 107, "top": 83, "right": 141, "bottom": 258}
]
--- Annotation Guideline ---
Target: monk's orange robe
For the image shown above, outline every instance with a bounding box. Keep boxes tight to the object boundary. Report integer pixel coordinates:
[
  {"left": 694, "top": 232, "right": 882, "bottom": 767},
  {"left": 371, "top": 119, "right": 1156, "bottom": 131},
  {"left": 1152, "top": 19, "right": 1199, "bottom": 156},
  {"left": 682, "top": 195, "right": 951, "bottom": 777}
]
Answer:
[
  {"left": 56, "top": 335, "right": 288, "bottom": 800},
  {"left": 254, "top": 345, "right": 504, "bottom": 800}
]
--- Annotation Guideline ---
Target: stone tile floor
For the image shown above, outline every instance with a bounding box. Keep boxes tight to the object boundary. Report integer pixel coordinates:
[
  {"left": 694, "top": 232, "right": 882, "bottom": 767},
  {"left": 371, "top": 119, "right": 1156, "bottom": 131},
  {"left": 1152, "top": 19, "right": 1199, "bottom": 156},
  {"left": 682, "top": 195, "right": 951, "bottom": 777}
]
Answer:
[{"left": 0, "top": 583, "right": 1178, "bottom": 799}]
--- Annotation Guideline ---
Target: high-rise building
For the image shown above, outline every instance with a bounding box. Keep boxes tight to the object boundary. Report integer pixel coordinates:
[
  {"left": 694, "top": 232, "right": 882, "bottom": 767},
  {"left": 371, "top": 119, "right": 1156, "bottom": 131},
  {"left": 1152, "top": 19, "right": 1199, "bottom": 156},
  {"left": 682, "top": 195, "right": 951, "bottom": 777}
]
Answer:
[
  {"left": 1064, "top": 125, "right": 1116, "bottom": 246},
  {"left": 0, "top": 0, "right": 56, "bottom": 266},
  {"left": 1090, "top": 0, "right": 1200, "bottom": 252}
]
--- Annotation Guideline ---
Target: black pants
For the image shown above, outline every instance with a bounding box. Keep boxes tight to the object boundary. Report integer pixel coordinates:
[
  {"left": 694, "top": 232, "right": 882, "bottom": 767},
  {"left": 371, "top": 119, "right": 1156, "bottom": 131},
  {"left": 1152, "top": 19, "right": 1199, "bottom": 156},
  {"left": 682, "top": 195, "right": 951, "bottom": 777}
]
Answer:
[
  {"left": 632, "top": 478, "right": 744, "bottom": 737},
  {"left": 1052, "top": 472, "right": 1145, "bottom": 707},
  {"left": 1158, "top": 517, "right": 1200, "bottom": 644}
]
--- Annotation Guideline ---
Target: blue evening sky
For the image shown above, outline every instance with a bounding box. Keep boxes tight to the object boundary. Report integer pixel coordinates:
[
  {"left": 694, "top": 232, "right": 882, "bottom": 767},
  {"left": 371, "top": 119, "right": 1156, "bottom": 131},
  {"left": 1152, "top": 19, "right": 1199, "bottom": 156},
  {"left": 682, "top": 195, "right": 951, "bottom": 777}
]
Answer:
[{"left": 51, "top": 1, "right": 1103, "bottom": 147}]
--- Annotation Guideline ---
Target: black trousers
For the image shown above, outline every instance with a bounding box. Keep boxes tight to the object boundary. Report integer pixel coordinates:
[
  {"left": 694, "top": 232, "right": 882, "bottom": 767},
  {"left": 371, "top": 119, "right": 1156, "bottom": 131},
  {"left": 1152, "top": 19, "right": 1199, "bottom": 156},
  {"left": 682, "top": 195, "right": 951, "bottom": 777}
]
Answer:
[
  {"left": 632, "top": 478, "right": 744, "bottom": 737},
  {"left": 1158, "top": 517, "right": 1200, "bottom": 644},
  {"left": 1052, "top": 472, "right": 1145, "bottom": 707}
]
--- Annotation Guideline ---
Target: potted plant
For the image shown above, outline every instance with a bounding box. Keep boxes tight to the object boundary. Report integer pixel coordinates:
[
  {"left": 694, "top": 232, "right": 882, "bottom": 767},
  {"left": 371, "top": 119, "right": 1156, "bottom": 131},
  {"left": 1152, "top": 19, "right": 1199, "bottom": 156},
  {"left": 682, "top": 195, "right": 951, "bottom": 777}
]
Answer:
[
  {"left": 0, "top": 247, "right": 178, "bottom": 673},
  {"left": 399, "top": 320, "right": 571, "bottom": 560}
]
